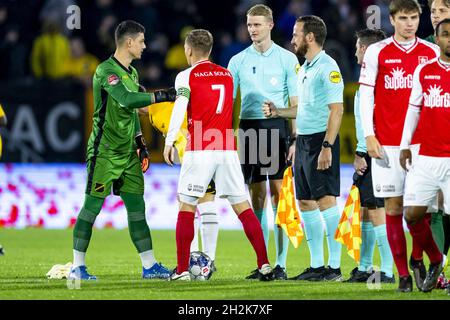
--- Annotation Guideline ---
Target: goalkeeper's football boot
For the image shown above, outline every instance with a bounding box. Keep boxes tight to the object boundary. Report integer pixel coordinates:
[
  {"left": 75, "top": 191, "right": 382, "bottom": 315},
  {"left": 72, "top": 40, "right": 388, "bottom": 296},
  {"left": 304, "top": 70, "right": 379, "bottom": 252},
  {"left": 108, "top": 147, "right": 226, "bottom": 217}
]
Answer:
[
  {"left": 321, "top": 266, "right": 343, "bottom": 281},
  {"left": 290, "top": 266, "right": 326, "bottom": 281},
  {"left": 272, "top": 265, "right": 287, "bottom": 280},
  {"left": 68, "top": 266, "right": 97, "bottom": 281},
  {"left": 258, "top": 264, "right": 274, "bottom": 281},
  {"left": 245, "top": 268, "right": 259, "bottom": 279},
  {"left": 422, "top": 256, "right": 447, "bottom": 293},
  {"left": 0, "top": 245, "right": 4, "bottom": 256},
  {"left": 409, "top": 257, "right": 426, "bottom": 291},
  {"left": 142, "top": 262, "right": 171, "bottom": 279},
  {"left": 168, "top": 268, "right": 190, "bottom": 281},
  {"left": 344, "top": 267, "right": 371, "bottom": 283},
  {"left": 397, "top": 275, "right": 413, "bottom": 292}
]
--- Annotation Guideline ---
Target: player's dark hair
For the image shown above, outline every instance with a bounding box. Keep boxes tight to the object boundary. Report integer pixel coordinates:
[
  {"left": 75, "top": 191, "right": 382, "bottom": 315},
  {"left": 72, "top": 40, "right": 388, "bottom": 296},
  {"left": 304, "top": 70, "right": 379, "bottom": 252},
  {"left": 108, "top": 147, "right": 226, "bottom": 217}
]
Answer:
[
  {"left": 436, "top": 18, "right": 450, "bottom": 35},
  {"left": 185, "top": 29, "right": 213, "bottom": 55},
  {"left": 295, "top": 15, "right": 327, "bottom": 46},
  {"left": 389, "top": 0, "right": 422, "bottom": 16},
  {"left": 428, "top": 0, "right": 450, "bottom": 8},
  {"left": 355, "top": 28, "right": 387, "bottom": 47},
  {"left": 115, "top": 20, "right": 145, "bottom": 46}
]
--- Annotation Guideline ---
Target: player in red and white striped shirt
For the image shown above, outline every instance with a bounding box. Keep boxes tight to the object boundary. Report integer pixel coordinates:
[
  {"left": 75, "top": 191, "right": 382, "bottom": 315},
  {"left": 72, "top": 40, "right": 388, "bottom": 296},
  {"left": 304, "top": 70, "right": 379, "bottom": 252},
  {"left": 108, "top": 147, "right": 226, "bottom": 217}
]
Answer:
[
  {"left": 399, "top": 18, "right": 450, "bottom": 293},
  {"left": 163, "top": 29, "right": 274, "bottom": 281},
  {"left": 359, "top": 0, "right": 439, "bottom": 292}
]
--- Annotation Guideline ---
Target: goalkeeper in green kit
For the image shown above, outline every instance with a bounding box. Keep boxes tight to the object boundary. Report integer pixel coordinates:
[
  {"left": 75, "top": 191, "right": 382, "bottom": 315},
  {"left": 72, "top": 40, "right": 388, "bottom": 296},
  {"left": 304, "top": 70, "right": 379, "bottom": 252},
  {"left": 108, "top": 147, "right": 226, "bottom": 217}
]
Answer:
[{"left": 69, "top": 20, "right": 175, "bottom": 280}]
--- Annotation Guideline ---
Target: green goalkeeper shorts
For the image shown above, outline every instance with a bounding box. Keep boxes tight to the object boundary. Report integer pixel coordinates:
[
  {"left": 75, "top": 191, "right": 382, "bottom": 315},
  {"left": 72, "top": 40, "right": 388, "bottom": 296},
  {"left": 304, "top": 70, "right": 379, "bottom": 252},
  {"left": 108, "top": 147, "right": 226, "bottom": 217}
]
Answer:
[{"left": 85, "top": 152, "right": 144, "bottom": 198}]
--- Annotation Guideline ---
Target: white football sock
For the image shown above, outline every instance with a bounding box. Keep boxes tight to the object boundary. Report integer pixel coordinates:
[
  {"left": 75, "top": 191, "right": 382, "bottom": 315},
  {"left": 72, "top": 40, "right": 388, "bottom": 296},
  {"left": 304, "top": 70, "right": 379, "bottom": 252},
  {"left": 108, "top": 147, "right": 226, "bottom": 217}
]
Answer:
[
  {"left": 190, "top": 213, "right": 200, "bottom": 252},
  {"left": 139, "top": 250, "right": 156, "bottom": 269},
  {"left": 73, "top": 250, "right": 86, "bottom": 268},
  {"left": 198, "top": 201, "right": 219, "bottom": 261}
]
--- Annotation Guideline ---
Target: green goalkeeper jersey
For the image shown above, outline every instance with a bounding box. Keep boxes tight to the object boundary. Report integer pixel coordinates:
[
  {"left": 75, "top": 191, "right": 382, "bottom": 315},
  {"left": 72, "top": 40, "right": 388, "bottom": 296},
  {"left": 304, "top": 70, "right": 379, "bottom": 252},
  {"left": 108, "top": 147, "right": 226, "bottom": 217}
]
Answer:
[{"left": 87, "top": 56, "right": 151, "bottom": 159}]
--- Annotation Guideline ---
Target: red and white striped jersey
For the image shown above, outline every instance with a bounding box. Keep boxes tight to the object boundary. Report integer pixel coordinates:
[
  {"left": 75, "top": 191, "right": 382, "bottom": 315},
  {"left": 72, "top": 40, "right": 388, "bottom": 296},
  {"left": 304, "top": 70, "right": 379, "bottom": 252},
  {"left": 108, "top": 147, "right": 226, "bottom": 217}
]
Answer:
[
  {"left": 359, "top": 37, "right": 439, "bottom": 146},
  {"left": 408, "top": 58, "right": 450, "bottom": 157},
  {"left": 166, "top": 60, "right": 235, "bottom": 151}
]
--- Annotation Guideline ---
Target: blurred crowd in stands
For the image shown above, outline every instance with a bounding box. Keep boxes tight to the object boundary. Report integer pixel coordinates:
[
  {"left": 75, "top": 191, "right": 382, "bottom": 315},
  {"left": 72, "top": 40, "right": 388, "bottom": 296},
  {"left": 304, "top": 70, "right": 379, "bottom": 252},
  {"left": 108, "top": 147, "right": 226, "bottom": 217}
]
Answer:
[{"left": 0, "top": 0, "right": 434, "bottom": 88}]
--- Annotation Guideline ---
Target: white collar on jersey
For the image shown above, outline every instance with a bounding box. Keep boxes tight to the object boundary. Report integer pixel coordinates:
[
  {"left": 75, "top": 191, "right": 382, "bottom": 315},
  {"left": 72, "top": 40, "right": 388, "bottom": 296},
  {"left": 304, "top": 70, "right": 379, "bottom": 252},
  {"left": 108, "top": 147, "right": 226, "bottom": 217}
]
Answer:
[
  {"left": 392, "top": 36, "right": 418, "bottom": 53},
  {"left": 192, "top": 59, "right": 210, "bottom": 67},
  {"left": 438, "top": 58, "right": 450, "bottom": 70}
]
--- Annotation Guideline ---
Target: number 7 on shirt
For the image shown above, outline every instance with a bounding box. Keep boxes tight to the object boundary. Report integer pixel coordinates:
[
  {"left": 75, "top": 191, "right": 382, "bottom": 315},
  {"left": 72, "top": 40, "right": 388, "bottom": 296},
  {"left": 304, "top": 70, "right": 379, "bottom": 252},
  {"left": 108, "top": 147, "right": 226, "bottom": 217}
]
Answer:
[{"left": 211, "top": 84, "right": 225, "bottom": 114}]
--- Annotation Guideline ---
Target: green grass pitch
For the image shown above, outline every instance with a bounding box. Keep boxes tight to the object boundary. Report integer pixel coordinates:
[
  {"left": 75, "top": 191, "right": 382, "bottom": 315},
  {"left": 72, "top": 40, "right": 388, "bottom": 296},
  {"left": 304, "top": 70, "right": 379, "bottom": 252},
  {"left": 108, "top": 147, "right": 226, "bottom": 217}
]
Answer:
[{"left": 0, "top": 228, "right": 448, "bottom": 300}]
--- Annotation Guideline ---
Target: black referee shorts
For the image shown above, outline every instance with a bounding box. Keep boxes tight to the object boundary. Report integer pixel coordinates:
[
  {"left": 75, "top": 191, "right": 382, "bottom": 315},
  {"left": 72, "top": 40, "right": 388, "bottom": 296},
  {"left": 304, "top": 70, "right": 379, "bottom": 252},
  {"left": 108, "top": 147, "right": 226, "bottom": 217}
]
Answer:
[
  {"left": 206, "top": 179, "right": 216, "bottom": 195},
  {"left": 294, "top": 132, "right": 340, "bottom": 200},
  {"left": 238, "top": 118, "right": 290, "bottom": 184},
  {"left": 353, "top": 154, "right": 384, "bottom": 208}
]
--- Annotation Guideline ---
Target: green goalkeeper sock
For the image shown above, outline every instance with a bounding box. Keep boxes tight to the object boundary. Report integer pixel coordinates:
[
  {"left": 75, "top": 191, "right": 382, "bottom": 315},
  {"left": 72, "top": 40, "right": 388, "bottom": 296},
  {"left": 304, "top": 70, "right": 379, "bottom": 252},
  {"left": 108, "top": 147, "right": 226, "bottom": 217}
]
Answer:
[
  {"left": 73, "top": 194, "right": 104, "bottom": 252},
  {"left": 121, "top": 192, "right": 153, "bottom": 253},
  {"left": 431, "top": 210, "right": 445, "bottom": 253}
]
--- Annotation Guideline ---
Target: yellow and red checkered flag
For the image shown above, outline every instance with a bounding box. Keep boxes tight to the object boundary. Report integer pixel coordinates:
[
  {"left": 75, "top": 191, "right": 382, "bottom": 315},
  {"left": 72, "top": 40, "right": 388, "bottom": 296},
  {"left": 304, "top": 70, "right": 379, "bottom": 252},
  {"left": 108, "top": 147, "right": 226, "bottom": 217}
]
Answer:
[
  {"left": 276, "top": 166, "right": 304, "bottom": 248},
  {"left": 334, "top": 185, "right": 361, "bottom": 262}
]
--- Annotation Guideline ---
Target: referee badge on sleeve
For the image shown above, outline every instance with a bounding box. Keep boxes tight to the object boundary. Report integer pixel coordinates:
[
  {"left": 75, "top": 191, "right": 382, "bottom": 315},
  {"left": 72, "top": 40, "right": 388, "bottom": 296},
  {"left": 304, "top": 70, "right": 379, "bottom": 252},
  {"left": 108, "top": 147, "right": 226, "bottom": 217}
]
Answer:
[{"left": 329, "top": 71, "right": 342, "bottom": 84}]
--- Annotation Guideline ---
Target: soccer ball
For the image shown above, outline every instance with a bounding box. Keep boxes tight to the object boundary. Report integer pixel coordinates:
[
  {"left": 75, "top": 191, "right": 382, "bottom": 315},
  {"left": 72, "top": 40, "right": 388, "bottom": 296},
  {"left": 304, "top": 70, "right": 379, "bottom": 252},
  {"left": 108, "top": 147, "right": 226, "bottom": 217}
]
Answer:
[{"left": 189, "top": 251, "right": 212, "bottom": 281}]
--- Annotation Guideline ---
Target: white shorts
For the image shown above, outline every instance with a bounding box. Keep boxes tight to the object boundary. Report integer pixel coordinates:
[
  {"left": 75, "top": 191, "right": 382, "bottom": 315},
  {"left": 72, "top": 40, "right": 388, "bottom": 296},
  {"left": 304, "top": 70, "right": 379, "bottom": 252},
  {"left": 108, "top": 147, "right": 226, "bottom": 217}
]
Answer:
[
  {"left": 178, "top": 150, "right": 247, "bottom": 199},
  {"left": 404, "top": 155, "right": 450, "bottom": 214},
  {"left": 371, "top": 145, "right": 419, "bottom": 198}
]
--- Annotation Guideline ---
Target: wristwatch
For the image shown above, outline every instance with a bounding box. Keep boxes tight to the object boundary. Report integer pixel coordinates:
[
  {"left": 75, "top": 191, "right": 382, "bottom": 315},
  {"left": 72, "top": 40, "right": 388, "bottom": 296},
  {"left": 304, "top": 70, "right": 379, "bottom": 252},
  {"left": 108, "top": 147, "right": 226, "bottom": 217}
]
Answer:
[
  {"left": 355, "top": 151, "right": 367, "bottom": 158},
  {"left": 322, "top": 141, "right": 332, "bottom": 148},
  {"left": 289, "top": 136, "right": 296, "bottom": 146}
]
